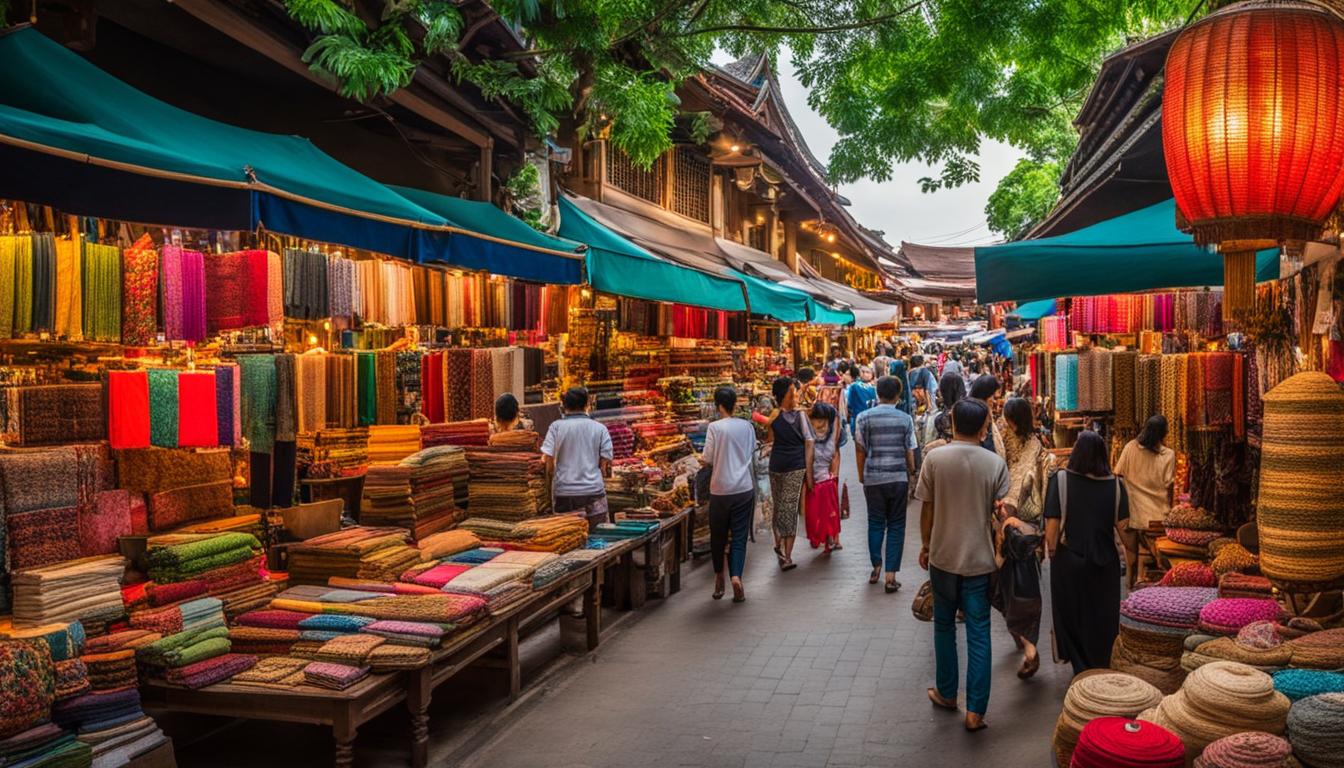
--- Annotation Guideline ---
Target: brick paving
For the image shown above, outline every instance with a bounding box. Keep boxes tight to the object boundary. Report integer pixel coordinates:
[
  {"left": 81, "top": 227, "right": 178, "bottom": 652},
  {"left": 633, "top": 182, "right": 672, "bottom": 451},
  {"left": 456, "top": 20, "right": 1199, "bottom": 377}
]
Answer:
[{"left": 459, "top": 445, "right": 1073, "bottom": 768}]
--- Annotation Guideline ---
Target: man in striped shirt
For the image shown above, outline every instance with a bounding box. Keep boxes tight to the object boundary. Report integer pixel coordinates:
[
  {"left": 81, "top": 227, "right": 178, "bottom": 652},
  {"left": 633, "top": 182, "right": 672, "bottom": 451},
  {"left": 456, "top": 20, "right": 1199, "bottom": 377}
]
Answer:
[{"left": 855, "top": 375, "right": 918, "bottom": 593}]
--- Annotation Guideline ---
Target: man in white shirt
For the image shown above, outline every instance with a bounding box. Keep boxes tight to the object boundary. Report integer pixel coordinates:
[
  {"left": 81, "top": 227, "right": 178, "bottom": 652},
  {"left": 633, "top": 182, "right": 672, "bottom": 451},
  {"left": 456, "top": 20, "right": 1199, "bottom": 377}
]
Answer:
[
  {"left": 700, "top": 386, "right": 756, "bottom": 603},
  {"left": 541, "top": 387, "right": 613, "bottom": 531}
]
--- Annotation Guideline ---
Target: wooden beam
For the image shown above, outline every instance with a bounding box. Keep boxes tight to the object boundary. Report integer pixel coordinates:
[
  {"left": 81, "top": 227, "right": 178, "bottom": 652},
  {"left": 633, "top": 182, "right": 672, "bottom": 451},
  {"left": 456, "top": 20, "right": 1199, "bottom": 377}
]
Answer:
[
  {"left": 169, "top": 0, "right": 492, "bottom": 148},
  {"left": 477, "top": 137, "right": 494, "bottom": 201}
]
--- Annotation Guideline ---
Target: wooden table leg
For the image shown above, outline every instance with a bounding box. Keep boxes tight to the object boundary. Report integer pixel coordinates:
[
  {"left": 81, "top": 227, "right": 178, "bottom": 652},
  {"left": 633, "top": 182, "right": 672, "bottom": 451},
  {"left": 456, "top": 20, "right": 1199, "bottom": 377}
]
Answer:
[
  {"left": 406, "top": 667, "right": 431, "bottom": 768},
  {"left": 333, "top": 709, "right": 357, "bottom": 768},
  {"left": 585, "top": 570, "right": 602, "bottom": 651},
  {"left": 507, "top": 616, "right": 521, "bottom": 701}
]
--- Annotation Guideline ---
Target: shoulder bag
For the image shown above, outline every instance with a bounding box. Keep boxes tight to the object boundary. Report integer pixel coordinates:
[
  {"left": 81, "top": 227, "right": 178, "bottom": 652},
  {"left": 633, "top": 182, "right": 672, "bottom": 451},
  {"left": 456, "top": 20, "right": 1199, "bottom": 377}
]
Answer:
[{"left": 1056, "top": 471, "right": 1127, "bottom": 575}]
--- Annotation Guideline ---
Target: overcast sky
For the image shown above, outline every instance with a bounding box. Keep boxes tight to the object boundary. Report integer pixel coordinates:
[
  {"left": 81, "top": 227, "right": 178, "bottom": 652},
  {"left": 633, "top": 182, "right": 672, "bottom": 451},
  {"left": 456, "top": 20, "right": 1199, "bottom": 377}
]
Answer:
[{"left": 726, "top": 53, "right": 1026, "bottom": 249}]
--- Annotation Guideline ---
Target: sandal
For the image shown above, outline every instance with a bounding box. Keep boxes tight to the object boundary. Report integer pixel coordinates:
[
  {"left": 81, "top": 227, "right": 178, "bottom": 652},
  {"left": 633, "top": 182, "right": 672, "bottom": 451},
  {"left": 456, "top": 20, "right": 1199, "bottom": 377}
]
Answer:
[
  {"left": 927, "top": 688, "right": 958, "bottom": 711},
  {"left": 869, "top": 567, "right": 881, "bottom": 585},
  {"left": 884, "top": 579, "right": 901, "bottom": 594},
  {"left": 773, "top": 545, "right": 785, "bottom": 565},
  {"left": 712, "top": 578, "right": 725, "bottom": 600},
  {"left": 732, "top": 580, "right": 745, "bottom": 603},
  {"left": 1017, "top": 652, "right": 1040, "bottom": 680},
  {"left": 781, "top": 559, "right": 797, "bottom": 572}
]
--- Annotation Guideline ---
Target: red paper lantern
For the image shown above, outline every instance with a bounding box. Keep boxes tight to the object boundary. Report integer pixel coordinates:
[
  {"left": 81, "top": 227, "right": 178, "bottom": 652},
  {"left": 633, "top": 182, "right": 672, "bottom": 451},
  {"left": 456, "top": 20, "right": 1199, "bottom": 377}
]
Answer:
[{"left": 1163, "top": 1, "right": 1344, "bottom": 249}]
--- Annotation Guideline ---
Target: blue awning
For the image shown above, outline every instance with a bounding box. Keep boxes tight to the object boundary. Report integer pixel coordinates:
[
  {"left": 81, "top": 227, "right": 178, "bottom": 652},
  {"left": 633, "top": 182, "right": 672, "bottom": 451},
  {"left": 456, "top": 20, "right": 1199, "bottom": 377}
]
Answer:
[
  {"left": 1011, "top": 298, "right": 1058, "bottom": 321},
  {"left": 975, "top": 199, "right": 1279, "bottom": 303}
]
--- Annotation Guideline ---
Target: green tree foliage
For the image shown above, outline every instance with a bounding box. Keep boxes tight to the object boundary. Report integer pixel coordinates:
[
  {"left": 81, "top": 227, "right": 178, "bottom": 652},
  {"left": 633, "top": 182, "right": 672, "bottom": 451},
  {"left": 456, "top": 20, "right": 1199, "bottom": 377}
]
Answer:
[
  {"left": 985, "top": 157, "right": 1064, "bottom": 239},
  {"left": 283, "top": 1, "right": 1190, "bottom": 237}
]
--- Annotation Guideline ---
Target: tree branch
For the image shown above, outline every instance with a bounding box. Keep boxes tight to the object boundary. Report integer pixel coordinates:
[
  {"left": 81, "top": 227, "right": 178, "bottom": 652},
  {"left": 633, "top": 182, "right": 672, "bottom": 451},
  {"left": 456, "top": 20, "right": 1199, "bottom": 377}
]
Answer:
[{"left": 668, "top": 2, "right": 924, "bottom": 38}]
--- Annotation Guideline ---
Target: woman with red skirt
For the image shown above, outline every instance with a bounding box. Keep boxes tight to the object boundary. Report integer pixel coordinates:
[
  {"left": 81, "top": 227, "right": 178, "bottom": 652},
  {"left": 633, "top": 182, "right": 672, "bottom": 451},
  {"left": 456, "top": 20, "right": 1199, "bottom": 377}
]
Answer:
[{"left": 805, "top": 402, "right": 843, "bottom": 553}]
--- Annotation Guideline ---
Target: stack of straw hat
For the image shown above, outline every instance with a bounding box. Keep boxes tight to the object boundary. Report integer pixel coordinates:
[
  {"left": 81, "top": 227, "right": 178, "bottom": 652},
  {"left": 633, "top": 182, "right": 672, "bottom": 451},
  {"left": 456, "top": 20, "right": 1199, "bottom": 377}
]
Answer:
[
  {"left": 1138, "top": 661, "right": 1290, "bottom": 763},
  {"left": 1182, "top": 637, "right": 1291, "bottom": 673},
  {"left": 1192, "top": 731, "right": 1295, "bottom": 768},
  {"left": 1055, "top": 671, "right": 1165, "bottom": 767},
  {"left": 1256, "top": 372, "right": 1344, "bottom": 586},
  {"left": 1286, "top": 693, "right": 1344, "bottom": 768}
]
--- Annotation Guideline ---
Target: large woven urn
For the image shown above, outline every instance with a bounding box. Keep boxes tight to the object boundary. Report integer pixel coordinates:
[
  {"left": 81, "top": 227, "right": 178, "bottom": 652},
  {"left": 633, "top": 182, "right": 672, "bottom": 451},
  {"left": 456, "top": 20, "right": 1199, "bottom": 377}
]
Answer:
[{"left": 1256, "top": 372, "right": 1344, "bottom": 585}]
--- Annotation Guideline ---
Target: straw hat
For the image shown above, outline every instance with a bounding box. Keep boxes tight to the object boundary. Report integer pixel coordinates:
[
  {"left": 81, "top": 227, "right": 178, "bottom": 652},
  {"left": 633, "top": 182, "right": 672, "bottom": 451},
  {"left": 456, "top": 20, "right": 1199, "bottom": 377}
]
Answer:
[
  {"left": 1071, "top": 717, "right": 1184, "bottom": 768},
  {"left": 1192, "top": 731, "right": 1296, "bottom": 768},
  {"left": 1286, "top": 693, "right": 1344, "bottom": 768},
  {"left": 1055, "top": 672, "right": 1166, "bottom": 767},
  {"left": 1190, "top": 638, "right": 1291, "bottom": 672},
  {"left": 1114, "top": 635, "right": 1188, "bottom": 695},
  {"left": 1139, "top": 662, "right": 1290, "bottom": 762},
  {"left": 1257, "top": 372, "right": 1344, "bottom": 585}
]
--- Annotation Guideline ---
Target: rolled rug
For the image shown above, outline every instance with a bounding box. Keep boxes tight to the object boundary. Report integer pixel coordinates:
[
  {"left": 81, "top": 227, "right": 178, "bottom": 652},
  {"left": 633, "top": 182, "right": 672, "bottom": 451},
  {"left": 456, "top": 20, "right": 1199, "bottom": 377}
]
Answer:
[
  {"left": 1273, "top": 669, "right": 1344, "bottom": 702},
  {"left": 1070, "top": 717, "right": 1184, "bottom": 768},
  {"left": 1054, "top": 672, "right": 1165, "bottom": 767},
  {"left": 1286, "top": 693, "right": 1344, "bottom": 768},
  {"left": 1256, "top": 372, "right": 1344, "bottom": 586},
  {"left": 1198, "top": 599, "right": 1282, "bottom": 636},
  {"left": 1138, "top": 662, "right": 1290, "bottom": 763},
  {"left": 1193, "top": 731, "right": 1295, "bottom": 768}
]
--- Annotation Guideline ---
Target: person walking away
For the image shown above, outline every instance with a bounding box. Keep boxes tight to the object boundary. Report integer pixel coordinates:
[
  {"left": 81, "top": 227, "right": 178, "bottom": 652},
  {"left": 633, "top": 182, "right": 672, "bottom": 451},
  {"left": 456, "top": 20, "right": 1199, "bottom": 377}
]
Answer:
[
  {"left": 765, "top": 376, "right": 814, "bottom": 571},
  {"left": 1045, "top": 430, "right": 1129, "bottom": 675},
  {"left": 804, "top": 402, "right": 844, "bottom": 554},
  {"left": 846, "top": 365, "right": 876, "bottom": 434},
  {"left": 969, "top": 374, "right": 1006, "bottom": 457},
  {"left": 700, "top": 386, "right": 756, "bottom": 602},
  {"left": 855, "top": 375, "right": 917, "bottom": 593},
  {"left": 541, "top": 387, "right": 613, "bottom": 531},
  {"left": 891, "top": 357, "right": 913, "bottom": 414},
  {"left": 921, "top": 372, "right": 966, "bottom": 449},
  {"left": 909, "top": 355, "right": 938, "bottom": 413},
  {"left": 796, "top": 367, "right": 819, "bottom": 410},
  {"left": 871, "top": 345, "right": 894, "bottom": 379},
  {"left": 1113, "top": 415, "right": 1175, "bottom": 586},
  {"left": 994, "top": 397, "right": 1054, "bottom": 679},
  {"left": 916, "top": 399, "right": 1010, "bottom": 732}
]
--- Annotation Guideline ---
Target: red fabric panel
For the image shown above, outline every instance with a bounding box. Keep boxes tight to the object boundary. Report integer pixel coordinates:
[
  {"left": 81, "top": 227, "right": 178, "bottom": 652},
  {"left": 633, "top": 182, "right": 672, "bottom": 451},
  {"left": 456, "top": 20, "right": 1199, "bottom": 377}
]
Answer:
[
  {"left": 177, "top": 371, "right": 219, "bottom": 447},
  {"left": 107, "top": 370, "right": 151, "bottom": 449}
]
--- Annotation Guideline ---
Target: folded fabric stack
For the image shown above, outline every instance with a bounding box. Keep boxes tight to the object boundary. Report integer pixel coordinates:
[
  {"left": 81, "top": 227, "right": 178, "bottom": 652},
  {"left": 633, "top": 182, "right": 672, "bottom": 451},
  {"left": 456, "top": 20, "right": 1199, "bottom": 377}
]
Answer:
[
  {"left": 361, "top": 451, "right": 463, "bottom": 540},
  {"left": 1287, "top": 693, "right": 1344, "bottom": 768},
  {"left": 511, "top": 516, "right": 589, "bottom": 553},
  {"left": 487, "top": 429, "right": 540, "bottom": 451},
  {"left": 366, "top": 425, "right": 421, "bottom": 464},
  {"left": 366, "top": 643, "right": 431, "bottom": 672},
  {"left": 51, "top": 687, "right": 145, "bottom": 736},
  {"left": 0, "top": 722, "right": 91, "bottom": 768},
  {"left": 3, "top": 384, "right": 105, "bottom": 447},
  {"left": 1138, "top": 661, "right": 1290, "bottom": 762},
  {"left": 416, "top": 529, "right": 481, "bottom": 561},
  {"left": 53, "top": 657, "right": 91, "bottom": 702},
  {"left": 314, "top": 633, "right": 385, "bottom": 665},
  {"left": 406, "top": 562, "right": 472, "bottom": 589},
  {"left": 482, "top": 581, "right": 533, "bottom": 613},
  {"left": 1162, "top": 503, "right": 1223, "bottom": 550},
  {"left": 116, "top": 446, "right": 233, "bottom": 532},
  {"left": 447, "top": 547, "right": 504, "bottom": 565},
  {"left": 402, "top": 445, "right": 469, "bottom": 521},
  {"left": 303, "top": 661, "right": 369, "bottom": 690},
  {"left": 233, "top": 609, "right": 311, "bottom": 631},
  {"left": 531, "top": 558, "right": 580, "bottom": 589},
  {"left": 145, "top": 533, "right": 261, "bottom": 584},
  {"left": 1197, "top": 598, "right": 1282, "bottom": 636},
  {"left": 10, "top": 556, "right": 126, "bottom": 628},
  {"left": 270, "top": 588, "right": 488, "bottom": 630},
  {"left": 1182, "top": 637, "right": 1292, "bottom": 673},
  {"left": 487, "top": 551, "right": 559, "bottom": 572},
  {"left": 360, "top": 620, "right": 446, "bottom": 648},
  {"left": 286, "top": 526, "right": 422, "bottom": 585},
  {"left": 420, "top": 420, "right": 490, "bottom": 449},
  {"left": 327, "top": 577, "right": 440, "bottom": 596},
  {"left": 591, "top": 520, "right": 661, "bottom": 541},
  {"left": 297, "top": 427, "right": 369, "bottom": 475},
  {"left": 0, "top": 620, "right": 86, "bottom": 664},
  {"left": 464, "top": 449, "right": 549, "bottom": 520},
  {"left": 1, "top": 448, "right": 84, "bottom": 571},
  {"left": 1052, "top": 672, "right": 1165, "bottom": 767},
  {"left": 0, "top": 639, "right": 56, "bottom": 746},
  {"left": 457, "top": 517, "right": 522, "bottom": 542},
  {"left": 77, "top": 711, "right": 169, "bottom": 767},
  {"left": 174, "top": 513, "right": 265, "bottom": 536},
  {"left": 81, "top": 650, "right": 139, "bottom": 693},
  {"left": 442, "top": 563, "right": 532, "bottom": 594},
  {"left": 137, "top": 625, "right": 230, "bottom": 672},
  {"left": 228, "top": 626, "right": 301, "bottom": 656},
  {"left": 1273, "top": 669, "right": 1344, "bottom": 702},
  {"left": 1218, "top": 572, "right": 1274, "bottom": 599},
  {"left": 82, "top": 630, "right": 159, "bottom": 655},
  {"left": 1286, "top": 628, "right": 1344, "bottom": 669},
  {"left": 130, "top": 596, "right": 226, "bottom": 636},
  {"left": 163, "top": 653, "right": 257, "bottom": 689},
  {"left": 230, "top": 656, "right": 309, "bottom": 689},
  {"left": 1194, "top": 731, "right": 1294, "bottom": 768}
]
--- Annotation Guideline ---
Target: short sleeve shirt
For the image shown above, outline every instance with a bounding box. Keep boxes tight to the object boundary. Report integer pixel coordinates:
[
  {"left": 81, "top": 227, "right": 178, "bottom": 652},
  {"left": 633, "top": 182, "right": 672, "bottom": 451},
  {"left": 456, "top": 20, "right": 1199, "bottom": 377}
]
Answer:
[
  {"left": 541, "top": 414, "right": 613, "bottom": 496},
  {"left": 703, "top": 418, "right": 756, "bottom": 496},
  {"left": 915, "top": 441, "right": 1011, "bottom": 576}
]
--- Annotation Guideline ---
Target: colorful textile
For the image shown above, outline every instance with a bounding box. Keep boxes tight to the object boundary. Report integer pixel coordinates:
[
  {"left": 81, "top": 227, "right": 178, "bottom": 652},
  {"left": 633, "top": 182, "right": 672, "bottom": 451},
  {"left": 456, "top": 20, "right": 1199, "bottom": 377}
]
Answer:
[
  {"left": 1273, "top": 669, "right": 1344, "bottom": 702},
  {"left": 357, "top": 352, "right": 377, "bottom": 427},
  {"left": 4, "top": 384, "right": 105, "bottom": 446},
  {"left": 79, "top": 491, "right": 132, "bottom": 558},
  {"left": 230, "top": 655, "right": 307, "bottom": 688},
  {"left": 0, "top": 640, "right": 56, "bottom": 739},
  {"left": 53, "top": 236, "right": 82, "bottom": 340},
  {"left": 1120, "top": 587, "right": 1218, "bottom": 630},
  {"left": 145, "top": 481, "right": 232, "bottom": 532},
  {"left": 176, "top": 372, "right": 219, "bottom": 448},
  {"left": 239, "top": 354, "right": 277, "bottom": 453},
  {"left": 81, "top": 242, "right": 121, "bottom": 342},
  {"left": 1193, "top": 731, "right": 1294, "bottom": 768},
  {"left": 8, "top": 506, "right": 81, "bottom": 571},
  {"left": 163, "top": 653, "right": 256, "bottom": 689},
  {"left": 1285, "top": 693, "right": 1344, "bottom": 768},
  {"left": 107, "top": 371, "right": 151, "bottom": 449},
  {"left": 120, "top": 235, "right": 158, "bottom": 346},
  {"left": 234, "top": 610, "right": 311, "bottom": 631},
  {"left": 1070, "top": 717, "right": 1184, "bottom": 768},
  {"left": 215, "top": 364, "right": 237, "bottom": 447},
  {"left": 1198, "top": 599, "right": 1282, "bottom": 637},
  {"left": 302, "top": 661, "right": 367, "bottom": 690},
  {"left": 146, "top": 369, "right": 179, "bottom": 448}
]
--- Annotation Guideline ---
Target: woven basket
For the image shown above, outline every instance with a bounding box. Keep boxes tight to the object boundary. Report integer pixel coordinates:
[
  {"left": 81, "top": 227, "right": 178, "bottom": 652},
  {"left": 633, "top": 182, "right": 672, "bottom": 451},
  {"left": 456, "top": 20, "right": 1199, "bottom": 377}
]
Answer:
[{"left": 1257, "top": 372, "right": 1344, "bottom": 584}]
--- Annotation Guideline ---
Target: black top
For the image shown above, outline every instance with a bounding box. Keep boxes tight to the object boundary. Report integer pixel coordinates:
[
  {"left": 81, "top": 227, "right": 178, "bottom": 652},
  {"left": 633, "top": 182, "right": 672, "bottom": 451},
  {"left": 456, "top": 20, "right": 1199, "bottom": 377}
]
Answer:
[
  {"left": 769, "top": 411, "right": 811, "bottom": 473},
  {"left": 1044, "top": 471, "right": 1130, "bottom": 567}
]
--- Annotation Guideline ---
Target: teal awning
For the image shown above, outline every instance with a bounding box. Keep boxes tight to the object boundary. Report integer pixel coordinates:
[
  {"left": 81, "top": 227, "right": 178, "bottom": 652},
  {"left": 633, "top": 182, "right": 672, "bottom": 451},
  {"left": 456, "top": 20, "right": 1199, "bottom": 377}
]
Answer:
[
  {"left": 974, "top": 199, "right": 1279, "bottom": 303},
  {"left": 0, "top": 27, "right": 452, "bottom": 260},
  {"left": 808, "top": 301, "right": 855, "bottom": 326},
  {"left": 732, "top": 269, "right": 811, "bottom": 323},
  {"left": 390, "top": 185, "right": 583, "bottom": 284},
  {"left": 557, "top": 197, "right": 747, "bottom": 311},
  {"left": 1011, "top": 298, "right": 1058, "bottom": 321}
]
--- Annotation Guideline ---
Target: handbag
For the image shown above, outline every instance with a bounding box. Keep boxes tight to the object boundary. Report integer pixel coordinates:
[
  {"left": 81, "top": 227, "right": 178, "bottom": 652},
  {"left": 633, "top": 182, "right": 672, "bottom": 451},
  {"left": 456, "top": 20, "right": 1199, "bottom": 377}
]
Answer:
[
  {"left": 911, "top": 580, "right": 934, "bottom": 622},
  {"left": 840, "top": 481, "right": 850, "bottom": 519},
  {"left": 1056, "top": 471, "right": 1128, "bottom": 575}
]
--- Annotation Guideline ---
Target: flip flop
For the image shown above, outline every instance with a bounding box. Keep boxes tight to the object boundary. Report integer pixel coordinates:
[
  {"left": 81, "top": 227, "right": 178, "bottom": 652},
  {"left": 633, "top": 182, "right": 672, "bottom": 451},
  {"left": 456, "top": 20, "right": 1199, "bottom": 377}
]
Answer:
[
  {"left": 773, "top": 545, "right": 785, "bottom": 565},
  {"left": 869, "top": 567, "right": 881, "bottom": 585},
  {"left": 781, "top": 560, "right": 797, "bottom": 571},
  {"left": 732, "top": 581, "right": 745, "bottom": 603}
]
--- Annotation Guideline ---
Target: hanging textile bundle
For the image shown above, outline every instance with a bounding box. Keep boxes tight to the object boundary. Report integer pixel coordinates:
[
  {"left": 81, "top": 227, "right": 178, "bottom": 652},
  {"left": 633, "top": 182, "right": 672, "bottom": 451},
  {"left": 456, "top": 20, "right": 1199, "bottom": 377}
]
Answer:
[
  {"left": 107, "top": 370, "right": 151, "bottom": 450},
  {"left": 121, "top": 234, "right": 159, "bottom": 345}
]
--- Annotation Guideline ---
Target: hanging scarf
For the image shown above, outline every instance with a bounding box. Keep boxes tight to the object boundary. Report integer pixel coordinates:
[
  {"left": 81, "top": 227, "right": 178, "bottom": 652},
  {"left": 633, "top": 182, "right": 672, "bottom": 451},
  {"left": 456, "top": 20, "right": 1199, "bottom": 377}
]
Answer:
[
  {"left": 148, "top": 368, "right": 180, "bottom": 448},
  {"left": 108, "top": 370, "right": 151, "bottom": 450},
  {"left": 177, "top": 372, "right": 219, "bottom": 448},
  {"left": 240, "top": 354, "right": 278, "bottom": 453},
  {"left": 54, "top": 236, "right": 82, "bottom": 340},
  {"left": 122, "top": 235, "right": 159, "bottom": 345}
]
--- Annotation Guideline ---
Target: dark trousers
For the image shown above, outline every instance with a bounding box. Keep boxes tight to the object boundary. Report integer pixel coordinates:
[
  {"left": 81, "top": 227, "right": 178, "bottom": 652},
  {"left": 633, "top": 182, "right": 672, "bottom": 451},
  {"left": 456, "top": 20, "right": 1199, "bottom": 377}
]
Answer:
[
  {"left": 554, "top": 492, "right": 609, "bottom": 532},
  {"left": 708, "top": 490, "right": 754, "bottom": 578},
  {"left": 931, "top": 566, "right": 992, "bottom": 715},
  {"left": 863, "top": 481, "right": 908, "bottom": 572},
  {"left": 249, "top": 440, "right": 297, "bottom": 509}
]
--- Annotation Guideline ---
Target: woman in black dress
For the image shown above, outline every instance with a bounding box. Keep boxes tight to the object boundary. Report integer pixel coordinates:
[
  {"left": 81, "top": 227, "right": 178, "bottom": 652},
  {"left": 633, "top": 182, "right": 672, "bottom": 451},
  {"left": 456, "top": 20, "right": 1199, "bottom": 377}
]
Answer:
[{"left": 1044, "top": 430, "right": 1129, "bottom": 675}]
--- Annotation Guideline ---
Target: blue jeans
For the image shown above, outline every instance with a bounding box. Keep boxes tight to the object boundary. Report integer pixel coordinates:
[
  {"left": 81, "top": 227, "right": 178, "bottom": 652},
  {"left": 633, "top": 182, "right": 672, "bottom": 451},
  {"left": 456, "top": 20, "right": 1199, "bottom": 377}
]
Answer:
[
  {"left": 863, "top": 481, "right": 907, "bottom": 572},
  {"left": 931, "top": 566, "right": 992, "bottom": 715}
]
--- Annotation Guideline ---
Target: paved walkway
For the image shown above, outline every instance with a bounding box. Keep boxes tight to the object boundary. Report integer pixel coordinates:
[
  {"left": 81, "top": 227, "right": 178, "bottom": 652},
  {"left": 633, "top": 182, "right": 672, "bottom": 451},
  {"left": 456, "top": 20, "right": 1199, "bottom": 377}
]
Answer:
[{"left": 458, "top": 445, "right": 1072, "bottom": 768}]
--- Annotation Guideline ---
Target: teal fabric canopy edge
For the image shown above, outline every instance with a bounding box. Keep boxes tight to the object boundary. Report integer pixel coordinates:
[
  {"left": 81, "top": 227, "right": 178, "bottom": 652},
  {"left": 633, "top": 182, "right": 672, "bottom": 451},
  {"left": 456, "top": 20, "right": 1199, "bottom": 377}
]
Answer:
[
  {"left": 807, "top": 300, "right": 855, "bottom": 326},
  {"left": 558, "top": 197, "right": 748, "bottom": 312},
  {"left": 1011, "top": 298, "right": 1058, "bottom": 321},
  {"left": 731, "top": 268, "right": 813, "bottom": 323},
  {"left": 974, "top": 199, "right": 1279, "bottom": 304},
  {"left": 390, "top": 185, "right": 584, "bottom": 285}
]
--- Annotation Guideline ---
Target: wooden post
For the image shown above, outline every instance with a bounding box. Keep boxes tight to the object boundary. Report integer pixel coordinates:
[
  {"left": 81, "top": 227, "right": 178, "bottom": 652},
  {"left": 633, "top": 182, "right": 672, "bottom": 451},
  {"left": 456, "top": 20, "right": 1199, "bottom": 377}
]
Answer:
[
  {"left": 478, "top": 137, "right": 494, "bottom": 201},
  {"left": 782, "top": 216, "right": 800, "bottom": 274}
]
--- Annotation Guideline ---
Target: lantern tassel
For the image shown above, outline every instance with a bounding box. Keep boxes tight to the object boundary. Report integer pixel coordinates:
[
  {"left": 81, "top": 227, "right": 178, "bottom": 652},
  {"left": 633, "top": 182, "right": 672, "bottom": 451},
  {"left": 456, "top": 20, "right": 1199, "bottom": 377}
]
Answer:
[{"left": 1223, "top": 250, "right": 1256, "bottom": 321}]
